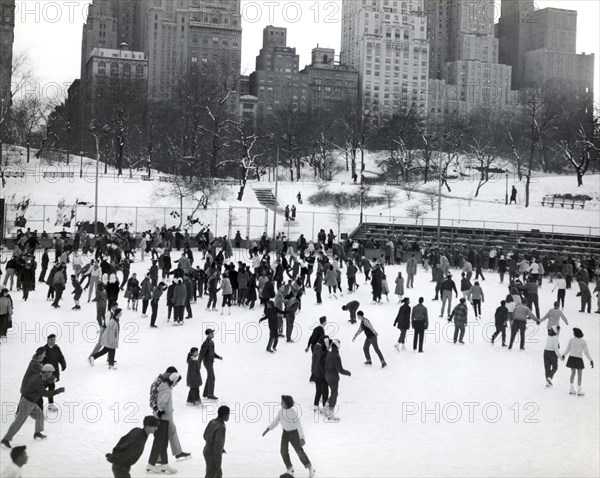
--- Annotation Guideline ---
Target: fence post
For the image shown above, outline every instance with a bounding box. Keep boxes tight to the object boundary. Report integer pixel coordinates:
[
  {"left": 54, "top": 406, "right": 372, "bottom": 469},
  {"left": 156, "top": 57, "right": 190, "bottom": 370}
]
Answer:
[
  {"left": 42, "top": 205, "right": 46, "bottom": 233},
  {"left": 246, "top": 208, "right": 251, "bottom": 239},
  {"left": 135, "top": 207, "right": 138, "bottom": 235}
]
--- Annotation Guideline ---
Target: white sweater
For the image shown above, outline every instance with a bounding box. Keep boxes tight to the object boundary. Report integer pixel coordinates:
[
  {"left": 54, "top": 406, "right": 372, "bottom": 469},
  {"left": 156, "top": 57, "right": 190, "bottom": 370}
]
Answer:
[
  {"left": 563, "top": 338, "right": 593, "bottom": 361},
  {"left": 552, "top": 278, "right": 566, "bottom": 291},
  {"left": 268, "top": 407, "right": 305, "bottom": 440},
  {"left": 544, "top": 335, "right": 560, "bottom": 356}
]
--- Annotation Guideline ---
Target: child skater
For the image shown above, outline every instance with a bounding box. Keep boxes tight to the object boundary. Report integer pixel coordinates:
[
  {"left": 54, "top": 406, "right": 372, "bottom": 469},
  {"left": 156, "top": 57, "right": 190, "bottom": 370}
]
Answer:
[
  {"left": 543, "top": 326, "right": 561, "bottom": 387},
  {"left": 562, "top": 327, "right": 594, "bottom": 396},
  {"left": 186, "top": 347, "right": 202, "bottom": 407}
]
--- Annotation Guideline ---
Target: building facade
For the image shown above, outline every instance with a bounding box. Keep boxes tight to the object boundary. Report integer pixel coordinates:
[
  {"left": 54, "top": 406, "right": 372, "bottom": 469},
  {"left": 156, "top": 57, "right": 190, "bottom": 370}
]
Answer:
[
  {"left": 425, "top": 0, "right": 515, "bottom": 117},
  {"left": 340, "top": 0, "right": 430, "bottom": 119}
]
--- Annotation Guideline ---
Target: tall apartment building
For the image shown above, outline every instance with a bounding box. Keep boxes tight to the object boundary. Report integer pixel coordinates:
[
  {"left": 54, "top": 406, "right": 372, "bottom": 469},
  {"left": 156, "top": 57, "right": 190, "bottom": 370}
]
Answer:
[
  {"left": 1, "top": 0, "right": 16, "bottom": 113},
  {"left": 340, "top": 0, "right": 430, "bottom": 119},
  {"left": 249, "top": 26, "right": 307, "bottom": 117},
  {"left": 426, "top": 0, "right": 515, "bottom": 117},
  {"left": 498, "top": 2, "right": 594, "bottom": 110},
  {"left": 140, "top": 0, "right": 242, "bottom": 104},
  {"left": 300, "top": 47, "right": 359, "bottom": 115},
  {"left": 249, "top": 26, "right": 359, "bottom": 120}
]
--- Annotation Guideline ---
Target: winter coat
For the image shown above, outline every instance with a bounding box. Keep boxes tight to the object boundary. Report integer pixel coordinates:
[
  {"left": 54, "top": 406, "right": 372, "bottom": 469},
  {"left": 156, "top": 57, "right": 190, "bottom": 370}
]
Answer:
[
  {"left": 411, "top": 303, "right": 429, "bottom": 328},
  {"left": 173, "top": 282, "right": 187, "bottom": 306},
  {"left": 101, "top": 317, "right": 120, "bottom": 349},
  {"left": 238, "top": 270, "right": 250, "bottom": 289},
  {"left": 468, "top": 285, "right": 484, "bottom": 301},
  {"left": 313, "top": 273, "right": 323, "bottom": 293},
  {"left": 495, "top": 305, "right": 508, "bottom": 327},
  {"left": 186, "top": 357, "right": 202, "bottom": 388},
  {"left": 394, "top": 276, "right": 404, "bottom": 296},
  {"left": 311, "top": 342, "right": 328, "bottom": 381},
  {"left": 406, "top": 257, "right": 418, "bottom": 274},
  {"left": 325, "top": 348, "right": 350, "bottom": 383},
  {"left": 324, "top": 268, "right": 337, "bottom": 287},
  {"left": 42, "top": 344, "right": 67, "bottom": 380},
  {"left": 20, "top": 356, "right": 42, "bottom": 395},
  {"left": 154, "top": 381, "right": 175, "bottom": 421},
  {"left": 0, "top": 296, "right": 13, "bottom": 316},
  {"left": 96, "top": 289, "right": 108, "bottom": 311},
  {"left": 221, "top": 278, "right": 232, "bottom": 295},
  {"left": 449, "top": 303, "right": 468, "bottom": 323},
  {"left": 394, "top": 304, "right": 411, "bottom": 330},
  {"left": 140, "top": 278, "right": 152, "bottom": 301},
  {"left": 53, "top": 270, "right": 66, "bottom": 291}
]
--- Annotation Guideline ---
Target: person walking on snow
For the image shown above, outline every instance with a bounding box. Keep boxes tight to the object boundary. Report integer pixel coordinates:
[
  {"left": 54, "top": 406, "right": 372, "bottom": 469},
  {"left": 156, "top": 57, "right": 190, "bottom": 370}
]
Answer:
[
  {"left": 353, "top": 311, "right": 387, "bottom": 368},
  {"left": 262, "top": 395, "right": 316, "bottom": 478},
  {"left": 562, "top": 327, "right": 594, "bottom": 397}
]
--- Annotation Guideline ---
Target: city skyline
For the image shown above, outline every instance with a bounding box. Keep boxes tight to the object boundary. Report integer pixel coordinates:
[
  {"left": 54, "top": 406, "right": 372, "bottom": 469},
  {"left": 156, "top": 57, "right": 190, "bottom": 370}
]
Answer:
[{"left": 11, "top": 0, "right": 600, "bottom": 104}]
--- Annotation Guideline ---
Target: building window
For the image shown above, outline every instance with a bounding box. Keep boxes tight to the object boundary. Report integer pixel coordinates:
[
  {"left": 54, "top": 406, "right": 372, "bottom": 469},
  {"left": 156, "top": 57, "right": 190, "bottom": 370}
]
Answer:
[{"left": 110, "top": 63, "right": 118, "bottom": 76}]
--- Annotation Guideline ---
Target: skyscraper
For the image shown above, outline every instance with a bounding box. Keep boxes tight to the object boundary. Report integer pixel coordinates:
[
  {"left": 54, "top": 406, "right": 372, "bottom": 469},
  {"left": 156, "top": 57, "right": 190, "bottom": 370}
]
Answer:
[
  {"left": 340, "top": 0, "right": 430, "bottom": 119},
  {"left": 140, "top": 0, "right": 242, "bottom": 103},
  {"left": 426, "top": 0, "right": 515, "bottom": 117},
  {"left": 498, "top": 2, "right": 594, "bottom": 110}
]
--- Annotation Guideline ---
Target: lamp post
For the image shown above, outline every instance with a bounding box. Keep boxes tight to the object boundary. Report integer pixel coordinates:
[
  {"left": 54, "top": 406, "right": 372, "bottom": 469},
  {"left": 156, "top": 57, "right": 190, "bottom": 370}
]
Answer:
[
  {"left": 359, "top": 184, "right": 366, "bottom": 223},
  {"left": 89, "top": 122, "right": 110, "bottom": 237},
  {"left": 272, "top": 146, "right": 279, "bottom": 241},
  {"left": 437, "top": 153, "right": 442, "bottom": 247},
  {"left": 505, "top": 172, "right": 509, "bottom": 205},
  {"left": 66, "top": 121, "right": 71, "bottom": 165}
]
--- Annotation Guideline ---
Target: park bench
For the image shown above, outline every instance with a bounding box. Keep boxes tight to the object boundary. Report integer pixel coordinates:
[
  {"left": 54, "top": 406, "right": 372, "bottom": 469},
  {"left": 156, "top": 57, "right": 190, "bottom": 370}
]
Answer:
[
  {"left": 42, "top": 171, "right": 74, "bottom": 179},
  {"left": 541, "top": 195, "right": 586, "bottom": 209}
]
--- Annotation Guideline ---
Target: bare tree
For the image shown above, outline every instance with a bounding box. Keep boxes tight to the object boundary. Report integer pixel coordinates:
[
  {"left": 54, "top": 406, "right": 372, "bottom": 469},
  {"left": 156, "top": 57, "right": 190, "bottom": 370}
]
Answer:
[
  {"left": 468, "top": 135, "right": 500, "bottom": 197},
  {"left": 232, "top": 123, "right": 263, "bottom": 201},
  {"left": 422, "top": 186, "right": 439, "bottom": 211},
  {"left": 407, "top": 205, "right": 426, "bottom": 224},
  {"left": 401, "top": 181, "right": 417, "bottom": 200},
  {"left": 381, "top": 186, "right": 398, "bottom": 210}
]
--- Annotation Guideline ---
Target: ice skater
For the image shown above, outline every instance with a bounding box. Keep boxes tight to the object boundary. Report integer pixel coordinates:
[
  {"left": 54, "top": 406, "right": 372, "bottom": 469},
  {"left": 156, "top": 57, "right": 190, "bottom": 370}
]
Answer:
[
  {"left": 106, "top": 416, "right": 159, "bottom": 478},
  {"left": 262, "top": 395, "right": 316, "bottom": 478},
  {"left": 543, "top": 326, "right": 561, "bottom": 387},
  {"left": 309, "top": 336, "right": 329, "bottom": 414},
  {"left": 448, "top": 298, "right": 469, "bottom": 344},
  {"left": 353, "top": 311, "right": 387, "bottom": 368},
  {"left": 324, "top": 339, "right": 351, "bottom": 421},
  {"left": 203, "top": 405, "right": 229, "bottom": 478},
  {"left": 393, "top": 298, "right": 411, "bottom": 351},
  {"left": 200, "top": 328, "right": 223, "bottom": 400},
  {"left": 491, "top": 300, "right": 508, "bottom": 347},
  {"left": 186, "top": 347, "right": 202, "bottom": 407},
  {"left": 467, "top": 281, "right": 484, "bottom": 319},
  {"left": 411, "top": 297, "right": 429, "bottom": 353},
  {"left": 562, "top": 328, "right": 594, "bottom": 396},
  {"left": 341, "top": 300, "right": 360, "bottom": 324}
]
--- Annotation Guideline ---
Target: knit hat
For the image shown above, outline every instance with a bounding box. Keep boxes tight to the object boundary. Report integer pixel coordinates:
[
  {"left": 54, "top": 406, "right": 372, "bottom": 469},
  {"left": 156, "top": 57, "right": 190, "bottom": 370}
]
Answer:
[
  {"left": 41, "top": 364, "right": 55, "bottom": 372},
  {"left": 331, "top": 338, "right": 340, "bottom": 350}
]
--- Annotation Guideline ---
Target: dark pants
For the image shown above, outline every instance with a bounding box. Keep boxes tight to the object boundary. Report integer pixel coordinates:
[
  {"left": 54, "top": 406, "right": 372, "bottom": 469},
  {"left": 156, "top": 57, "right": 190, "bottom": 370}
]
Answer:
[
  {"left": 413, "top": 322, "right": 425, "bottom": 352},
  {"left": 96, "top": 309, "right": 106, "bottom": 327},
  {"left": 39, "top": 266, "right": 47, "bottom": 282},
  {"left": 142, "top": 299, "right": 149, "bottom": 314},
  {"left": 544, "top": 350, "right": 558, "bottom": 380},
  {"left": 174, "top": 305, "right": 184, "bottom": 323},
  {"left": 52, "top": 287, "right": 63, "bottom": 307},
  {"left": 92, "top": 347, "right": 116, "bottom": 366},
  {"left": 185, "top": 300, "right": 193, "bottom": 318},
  {"left": 48, "top": 381, "right": 56, "bottom": 404},
  {"left": 475, "top": 267, "right": 485, "bottom": 280},
  {"left": 557, "top": 289, "right": 565, "bottom": 308},
  {"left": 281, "top": 429, "right": 311, "bottom": 470},
  {"left": 285, "top": 314, "right": 295, "bottom": 341},
  {"left": 267, "top": 331, "right": 279, "bottom": 351},
  {"left": 472, "top": 299, "right": 482, "bottom": 317},
  {"left": 565, "top": 275, "right": 572, "bottom": 289},
  {"left": 187, "top": 387, "right": 200, "bottom": 404},
  {"left": 150, "top": 300, "right": 158, "bottom": 326},
  {"left": 509, "top": 321, "right": 526, "bottom": 349},
  {"left": 315, "top": 291, "right": 322, "bottom": 304},
  {"left": 207, "top": 292, "right": 217, "bottom": 309},
  {"left": 580, "top": 292, "right": 591, "bottom": 312},
  {"left": 203, "top": 449, "right": 222, "bottom": 478},
  {"left": 347, "top": 276, "right": 355, "bottom": 291},
  {"left": 148, "top": 420, "right": 169, "bottom": 466},
  {"left": 527, "top": 294, "right": 540, "bottom": 317},
  {"left": 112, "top": 463, "right": 131, "bottom": 478},
  {"left": 363, "top": 336, "right": 385, "bottom": 363},
  {"left": 327, "top": 378, "right": 339, "bottom": 408},
  {"left": 397, "top": 328, "right": 407, "bottom": 344},
  {"left": 491, "top": 324, "right": 506, "bottom": 345},
  {"left": 313, "top": 378, "right": 329, "bottom": 407},
  {"left": 203, "top": 361, "right": 215, "bottom": 397},
  {"left": 453, "top": 320, "right": 466, "bottom": 343}
]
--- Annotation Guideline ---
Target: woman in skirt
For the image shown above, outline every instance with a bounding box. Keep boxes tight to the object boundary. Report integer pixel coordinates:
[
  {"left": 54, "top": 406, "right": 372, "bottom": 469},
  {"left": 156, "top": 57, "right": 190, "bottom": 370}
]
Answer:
[{"left": 562, "top": 328, "right": 594, "bottom": 396}]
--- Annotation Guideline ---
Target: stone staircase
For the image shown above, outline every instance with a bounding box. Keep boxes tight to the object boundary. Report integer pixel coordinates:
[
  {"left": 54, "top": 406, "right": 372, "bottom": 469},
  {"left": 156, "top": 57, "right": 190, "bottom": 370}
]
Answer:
[{"left": 253, "top": 188, "right": 279, "bottom": 211}]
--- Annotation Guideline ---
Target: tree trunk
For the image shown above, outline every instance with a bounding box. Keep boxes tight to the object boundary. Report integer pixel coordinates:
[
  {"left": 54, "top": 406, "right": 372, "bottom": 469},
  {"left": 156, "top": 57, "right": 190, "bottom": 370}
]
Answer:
[
  {"left": 423, "top": 152, "right": 430, "bottom": 183},
  {"left": 525, "top": 173, "right": 531, "bottom": 208},
  {"left": 576, "top": 170, "right": 583, "bottom": 187}
]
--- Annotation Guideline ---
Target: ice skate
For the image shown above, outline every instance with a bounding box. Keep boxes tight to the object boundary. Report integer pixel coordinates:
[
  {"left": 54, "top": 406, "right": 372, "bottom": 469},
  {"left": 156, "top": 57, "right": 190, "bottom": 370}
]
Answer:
[
  {"left": 394, "top": 343, "right": 400, "bottom": 351},
  {"left": 47, "top": 404, "right": 58, "bottom": 411},
  {"left": 88, "top": 356, "right": 95, "bottom": 366},
  {"left": 159, "top": 464, "right": 177, "bottom": 474},
  {"left": 364, "top": 360, "right": 372, "bottom": 365},
  {"left": 33, "top": 432, "right": 47, "bottom": 440},
  {"left": 569, "top": 384, "right": 576, "bottom": 395},
  {"left": 175, "top": 452, "right": 192, "bottom": 461},
  {"left": 308, "top": 464, "right": 316, "bottom": 478},
  {"left": 146, "top": 464, "right": 162, "bottom": 474},
  {"left": 401, "top": 344, "right": 406, "bottom": 351},
  {"left": 280, "top": 467, "right": 295, "bottom": 478},
  {"left": 546, "top": 378, "right": 552, "bottom": 387},
  {"left": 577, "top": 387, "right": 585, "bottom": 397},
  {"left": 0, "top": 439, "right": 11, "bottom": 449}
]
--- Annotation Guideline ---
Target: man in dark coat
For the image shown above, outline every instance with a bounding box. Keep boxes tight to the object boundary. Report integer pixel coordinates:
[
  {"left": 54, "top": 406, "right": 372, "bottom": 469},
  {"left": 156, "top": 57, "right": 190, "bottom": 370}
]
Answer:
[
  {"left": 353, "top": 311, "right": 387, "bottom": 368},
  {"left": 42, "top": 334, "right": 66, "bottom": 411},
  {"left": 203, "top": 406, "right": 229, "bottom": 478},
  {"left": 305, "top": 316, "right": 326, "bottom": 353},
  {"left": 341, "top": 300, "right": 360, "bottom": 324},
  {"left": 259, "top": 300, "right": 279, "bottom": 353},
  {"left": 39, "top": 248, "right": 50, "bottom": 283},
  {"left": 106, "top": 416, "right": 159, "bottom": 478},
  {"left": 411, "top": 297, "right": 429, "bottom": 352},
  {"left": 393, "top": 298, "right": 411, "bottom": 351},
  {"left": 200, "top": 329, "right": 223, "bottom": 400}
]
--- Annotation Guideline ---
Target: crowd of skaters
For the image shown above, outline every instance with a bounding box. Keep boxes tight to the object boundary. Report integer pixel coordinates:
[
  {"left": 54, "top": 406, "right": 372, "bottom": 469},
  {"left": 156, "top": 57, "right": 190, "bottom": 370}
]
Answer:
[{"left": 1, "top": 225, "right": 599, "bottom": 477}]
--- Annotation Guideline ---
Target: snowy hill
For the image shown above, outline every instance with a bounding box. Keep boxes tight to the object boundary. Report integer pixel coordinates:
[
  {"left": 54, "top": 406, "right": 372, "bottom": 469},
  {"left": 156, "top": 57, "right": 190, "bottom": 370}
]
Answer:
[{"left": 1, "top": 145, "right": 599, "bottom": 239}]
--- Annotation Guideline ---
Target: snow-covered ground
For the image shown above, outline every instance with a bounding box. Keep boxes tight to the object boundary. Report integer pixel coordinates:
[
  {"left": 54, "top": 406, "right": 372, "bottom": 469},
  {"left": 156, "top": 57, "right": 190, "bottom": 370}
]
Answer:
[
  {"left": 1, "top": 146, "right": 599, "bottom": 239},
  {"left": 0, "top": 255, "right": 598, "bottom": 477}
]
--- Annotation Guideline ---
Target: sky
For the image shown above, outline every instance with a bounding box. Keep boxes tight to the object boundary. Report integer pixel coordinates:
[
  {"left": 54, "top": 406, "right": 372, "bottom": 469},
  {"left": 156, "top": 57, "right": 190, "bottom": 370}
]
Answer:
[{"left": 11, "top": 0, "right": 600, "bottom": 104}]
